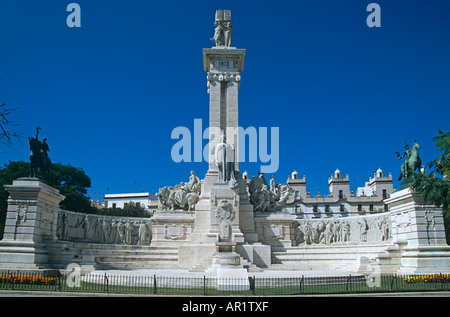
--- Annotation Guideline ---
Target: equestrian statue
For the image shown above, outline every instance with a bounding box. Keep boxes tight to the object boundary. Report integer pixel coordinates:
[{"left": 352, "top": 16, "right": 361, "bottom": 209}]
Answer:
[
  {"left": 396, "top": 140, "right": 425, "bottom": 182},
  {"left": 28, "top": 126, "right": 52, "bottom": 181}
]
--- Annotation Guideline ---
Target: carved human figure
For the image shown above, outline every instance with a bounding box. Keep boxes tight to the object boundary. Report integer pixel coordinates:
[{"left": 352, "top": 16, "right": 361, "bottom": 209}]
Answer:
[
  {"left": 125, "top": 221, "right": 134, "bottom": 245},
  {"left": 224, "top": 22, "right": 233, "bottom": 47},
  {"left": 117, "top": 220, "right": 125, "bottom": 244},
  {"left": 210, "top": 19, "right": 233, "bottom": 47},
  {"left": 138, "top": 221, "right": 149, "bottom": 245},
  {"left": 211, "top": 21, "right": 225, "bottom": 46},
  {"left": 214, "top": 132, "right": 237, "bottom": 188}
]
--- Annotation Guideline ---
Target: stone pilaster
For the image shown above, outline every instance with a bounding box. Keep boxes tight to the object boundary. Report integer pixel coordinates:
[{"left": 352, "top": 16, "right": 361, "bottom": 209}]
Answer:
[{"left": 386, "top": 187, "right": 450, "bottom": 274}]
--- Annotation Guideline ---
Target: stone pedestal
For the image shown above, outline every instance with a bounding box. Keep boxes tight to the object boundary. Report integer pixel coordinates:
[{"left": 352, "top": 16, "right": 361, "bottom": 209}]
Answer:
[
  {"left": 0, "top": 178, "right": 65, "bottom": 269},
  {"left": 151, "top": 211, "right": 194, "bottom": 248},
  {"left": 386, "top": 187, "right": 450, "bottom": 274}
]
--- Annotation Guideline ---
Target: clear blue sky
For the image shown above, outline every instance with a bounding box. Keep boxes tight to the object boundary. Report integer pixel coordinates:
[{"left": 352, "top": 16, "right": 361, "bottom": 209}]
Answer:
[{"left": 0, "top": 0, "right": 449, "bottom": 201}]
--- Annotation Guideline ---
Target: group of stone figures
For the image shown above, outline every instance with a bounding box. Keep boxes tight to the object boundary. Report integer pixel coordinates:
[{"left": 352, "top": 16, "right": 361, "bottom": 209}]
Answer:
[
  {"left": 294, "top": 215, "right": 392, "bottom": 246},
  {"left": 249, "top": 173, "right": 294, "bottom": 213},
  {"left": 158, "top": 171, "right": 201, "bottom": 211},
  {"left": 210, "top": 10, "right": 233, "bottom": 47},
  {"left": 57, "top": 211, "right": 152, "bottom": 245}
]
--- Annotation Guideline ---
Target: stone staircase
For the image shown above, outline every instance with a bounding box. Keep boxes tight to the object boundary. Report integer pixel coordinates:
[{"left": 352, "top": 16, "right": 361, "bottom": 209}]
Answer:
[
  {"left": 48, "top": 241, "right": 180, "bottom": 270},
  {"left": 270, "top": 243, "right": 395, "bottom": 272}
]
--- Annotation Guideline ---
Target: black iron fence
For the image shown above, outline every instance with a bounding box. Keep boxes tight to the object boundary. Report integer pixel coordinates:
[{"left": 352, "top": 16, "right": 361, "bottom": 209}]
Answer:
[{"left": 0, "top": 270, "right": 449, "bottom": 295}]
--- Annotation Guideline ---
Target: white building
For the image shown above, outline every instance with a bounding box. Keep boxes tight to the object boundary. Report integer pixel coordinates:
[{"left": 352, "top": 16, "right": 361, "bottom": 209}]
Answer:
[
  {"left": 104, "top": 192, "right": 158, "bottom": 213},
  {"left": 242, "top": 168, "right": 394, "bottom": 219},
  {"left": 285, "top": 168, "right": 394, "bottom": 218}
]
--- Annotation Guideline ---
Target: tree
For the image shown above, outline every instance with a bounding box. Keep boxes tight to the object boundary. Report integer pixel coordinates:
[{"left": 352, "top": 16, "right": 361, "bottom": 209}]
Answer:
[
  {"left": 96, "top": 202, "right": 150, "bottom": 218},
  {"left": 49, "top": 162, "right": 96, "bottom": 214},
  {"left": 411, "top": 129, "right": 450, "bottom": 242},
  {"left": 0, "top": 103, "right": 23, "bottom": 146}
]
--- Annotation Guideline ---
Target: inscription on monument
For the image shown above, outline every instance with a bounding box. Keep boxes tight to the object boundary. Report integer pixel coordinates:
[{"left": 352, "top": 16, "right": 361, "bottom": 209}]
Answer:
[{"left": 212, "top": 60, "right": 239, "bottom": 70}]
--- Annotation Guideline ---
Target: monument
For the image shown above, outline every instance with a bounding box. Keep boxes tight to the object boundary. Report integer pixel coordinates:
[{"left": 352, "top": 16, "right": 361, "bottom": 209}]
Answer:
[
  {"left": 180, "top": 10, "right": 263, "bottom": 288},
  {"left": 0, "top": 10, "right": 449, "bottom": 283}
]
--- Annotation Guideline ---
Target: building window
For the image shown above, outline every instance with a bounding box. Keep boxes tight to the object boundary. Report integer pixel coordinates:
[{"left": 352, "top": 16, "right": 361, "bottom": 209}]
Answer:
[
  {"left": 325, "top": 205, "right": 330, "bottom": 213},
  {"left": 112, "top": 203, "right": 117, "bottom": 209},
  {"left": 313, "top": 205, "right": 318, "bottom": 213},
  {"left": 357, "top": 204, "right": 362, "bottom": 212},
  {"left": 339, "top": 190, "right": 344, "bottom": 199},
  {"left": 295, "top": 191, "right": 300, "bottom": 199},
  {"left": 295, "top": 205, "right": 301, "bottom": 214},
  {"left": 369, "top": 204, "right": 374, "bottom": 212},
  {"left": 383, "top": 189, "right": 387, "bottom": 199},
  {"left": 384, "top": 204, "right": 389, "bottom": 212},
  {"left": 340, "top": 204, "right": 345, "bottom": 212}
]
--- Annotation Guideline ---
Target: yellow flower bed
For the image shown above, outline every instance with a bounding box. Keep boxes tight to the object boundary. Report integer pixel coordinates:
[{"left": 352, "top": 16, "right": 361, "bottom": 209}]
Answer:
[
  {"left": 404, "top": 274, "right": 450, "bottom": 284},
  {"left": 0, "top": 274, "right": 56, "bottom": 286}
]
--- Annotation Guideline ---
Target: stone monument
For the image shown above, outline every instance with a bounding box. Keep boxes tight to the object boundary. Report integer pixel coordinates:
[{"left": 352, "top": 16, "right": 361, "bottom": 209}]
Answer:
[
  {"left": 180, "top": 10, "right": 264, "bottom": 286},
  {"left": 0, "top": 178, "right": 65, "bottom": 269},
  {"left": 1, "top": 9, "right": 450, "bottom": 282}
]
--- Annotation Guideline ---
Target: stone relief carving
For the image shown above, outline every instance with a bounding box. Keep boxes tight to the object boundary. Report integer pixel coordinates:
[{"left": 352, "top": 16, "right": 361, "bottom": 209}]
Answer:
[
  {"left": 13, "top": 200, "right": 32, "bottom": 239},
  {"left": 215, "top": 199, "right": 235, "bottom": 242},
  {"left": 158, "top": 171, "right": 201, "bottom": 211},
  {"left": 249, "top": 173, "right": 294, "bottom": 212},
  {"left": 425, "top": 210, "right": 437, "bottom": 244},
  {"left": 57, "top": 211, "right": 152, "bottom": 245},
  {"left": 293, "top": 215, "right": 392, "bottom": 246}
]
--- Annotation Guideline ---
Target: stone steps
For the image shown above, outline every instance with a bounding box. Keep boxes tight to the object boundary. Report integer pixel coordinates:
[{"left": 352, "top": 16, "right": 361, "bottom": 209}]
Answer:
[
  {"left": 49, "top": 241, "right": 180, "bottom": 270},
  {"left": 270, "top": 244, "right": 393, "bottom": 271}
]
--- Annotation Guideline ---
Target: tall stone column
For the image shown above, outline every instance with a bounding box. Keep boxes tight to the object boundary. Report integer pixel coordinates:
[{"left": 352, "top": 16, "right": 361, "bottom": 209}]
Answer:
[
  {"left": 197, "top": 46, "right": 258, "bottom": 244},
  {"left": 0, "top": 178, "right": 65, "bottom": 269},
  {"left": 203, "top": 47, "right": 245, "bottom": 175}
]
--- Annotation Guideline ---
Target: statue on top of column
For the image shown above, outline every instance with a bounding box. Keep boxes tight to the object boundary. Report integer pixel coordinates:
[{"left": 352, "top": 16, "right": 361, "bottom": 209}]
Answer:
[{"left": 210, "top": 10, "right": 233, "bottom": 47}]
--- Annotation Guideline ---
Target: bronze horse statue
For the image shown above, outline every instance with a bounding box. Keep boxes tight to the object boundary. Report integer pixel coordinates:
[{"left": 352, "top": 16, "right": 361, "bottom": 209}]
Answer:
[{"left": 396, "top": 140, "right": 425, "bottom": 182}]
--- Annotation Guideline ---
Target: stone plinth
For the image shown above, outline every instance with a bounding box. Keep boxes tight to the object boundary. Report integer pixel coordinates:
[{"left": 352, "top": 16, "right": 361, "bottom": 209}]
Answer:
[
  {"left": 0, "top": 178, "right": 65, "bottom": 269},
  {"left": 151, "top": 211, "right": 194, "bottom": 248},
  {"left": 385, "top": 187, "right": 450, "bottom": 274}
]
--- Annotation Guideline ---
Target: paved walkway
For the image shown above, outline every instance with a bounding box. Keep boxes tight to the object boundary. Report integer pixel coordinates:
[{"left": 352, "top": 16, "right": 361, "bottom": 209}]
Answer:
[
  {"left": 83, "top": 268, "right": 355, "bottom": 278},
  {"left": 1, "top": 290, "right": 449, "bottom": 297}
]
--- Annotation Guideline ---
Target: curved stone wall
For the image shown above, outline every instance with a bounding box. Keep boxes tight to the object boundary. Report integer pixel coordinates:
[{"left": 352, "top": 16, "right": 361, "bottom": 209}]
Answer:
[
  {"left": 57, "top": 210, "right": 152, "bottom": 246},
  {"left": 294, "top": 213, "right": 392, "bottom": 246}
]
